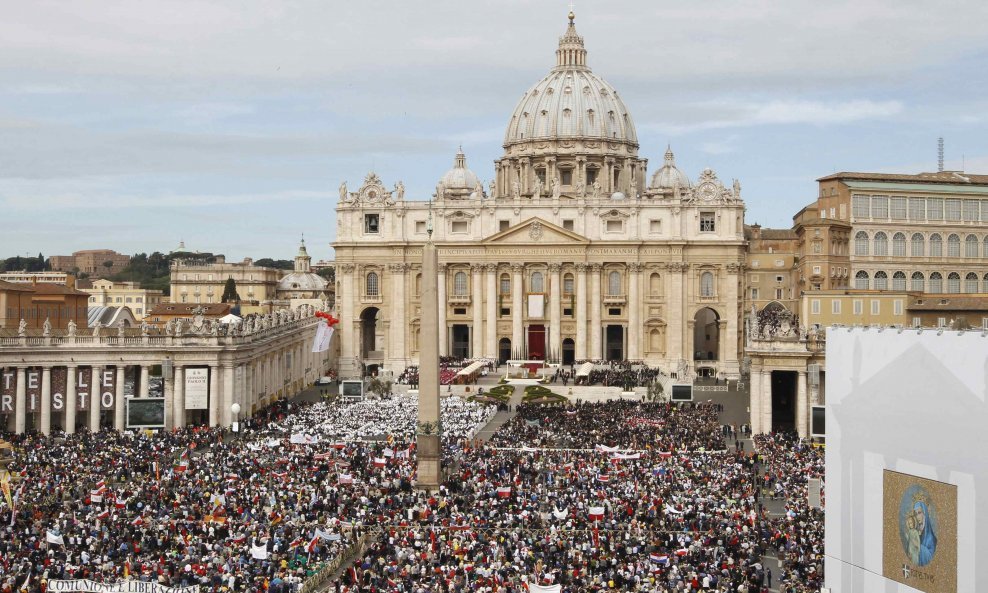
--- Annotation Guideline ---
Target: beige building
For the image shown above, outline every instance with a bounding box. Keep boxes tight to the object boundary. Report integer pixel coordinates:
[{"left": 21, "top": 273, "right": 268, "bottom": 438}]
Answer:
[
  {"left": 49, "top": 249, "right": 131, "bottom": 277},
  {"left": 170, "top": 256, "right": 281, "bottom": 304},
  {"left": 333, "top": 13, "right": 746, "bottom": 379},
  {"left": 744, "top": 225, "right": 800, "bottom": 314},
  {"left": 0, "top": 271, "right": 73, "bottom": 285},
  {"left": 81, "top": 280, "right": 164, "bottom": 319},
  {"left": 907, "top": 294, "right": 988, "bottom": 329},
  {"left": 799, "top": 290, "right": 909, "bottom": 327}
]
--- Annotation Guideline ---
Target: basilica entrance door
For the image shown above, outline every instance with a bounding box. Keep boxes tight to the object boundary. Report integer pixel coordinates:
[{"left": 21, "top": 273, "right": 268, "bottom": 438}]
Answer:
[{"left": 527, "top": 324, "right": 546, "bottom": 360}]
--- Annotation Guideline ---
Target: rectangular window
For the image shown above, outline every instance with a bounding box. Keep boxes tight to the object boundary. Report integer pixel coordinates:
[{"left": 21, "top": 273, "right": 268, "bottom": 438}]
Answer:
[
  {"left": 451, "top": 220, "right": 469, "bottom": 233},
  {"left": 364, "top": 214, "right": 380, "bottom": 233},
  {"left": 938, "top": 317, "right": 946, "bottom": 328},
  {"left": 813, "top": 265, "right": 822, "bottom": 275},
  {"left": 871, "top": 300, "right": 880, "bottom": 315},
  {"left": 890, "top": 197, "right": 907, "bottom": 219},
  {"left": 775, "top": 275, "right": 784, "bottom": 283},
  {"left": 499, "top": 220, "right": 510, "bottom": 232},
  {"left": 908, "top": 197, "right": 925, "bottom": 220},
  {"left": 649, "top": 219, "right": 661, "bottom": 233},
  {"left": 563, "top": 308, "right": 573, "bottom": 316},
  {"left": 136, "top": 308, "right": 142, "bottom": 315},
  {"left": 605, "top": 220, "right": 623, "bottom": 233},
  {"left": 560, "top": 170, "right": 573, "bottom": 185},
  {"left": 699, "top": 212, "right": 715, "bottom": 232},
  {"left": 913, "top": 317, "right": 922, "bottom": 328},
  {"left": 563, "top": 277, "right": 574, "bottom": 295},
  {"left": 871, "top": 196, "right": 889, "bottom": 218},
  {"left": 608, "top": 308, "right": 622, "bottom": 316},
  {"left": 501, "top": 308, "right": 510, "bottom": 316},
  {"left": 945, "top": 199, "right": 962, "bottom": 221},
  {"left": 894, "top": 300, "right": 903, "bottom": 315},
  {"left": 562, "top": 219, "right": 574, "bottom": 231},
  {"left": 811, "top": 299, "right": 820, "bottom": 315},
  {"left": 832, "top": 300, "right": 841, "bottom": 314},
  {"left": 775, "top": 288, "right": 784, "bottom": 299},
  {"left": 415, "top": 221, "right": 426, "bottom": 234},
  {"left": 853, "top": 300, "right": 863, "bottom": 315},
  {"left": 964, "top": 200, "right": 979, "bottom": 221},
  {"left": 852, "top": 195, "right": 869, "bottom": 218},
  {"left": 751, "top": 288, "right": 759, "bottom": 299},
  {"left": 982, "top": 317, "right": 988, "bottom": 330},
  {"left": 927, "top": 198, "right": 943, "bottom": 220},
  {"left": 453, "top": 308, "right": 466, "bottom": 315}
]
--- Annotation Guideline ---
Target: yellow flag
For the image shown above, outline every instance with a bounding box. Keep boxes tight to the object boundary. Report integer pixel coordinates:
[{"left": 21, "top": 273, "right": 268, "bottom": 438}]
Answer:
[{"left": 0, "top": 478, "right": 12, "bottom": 508}]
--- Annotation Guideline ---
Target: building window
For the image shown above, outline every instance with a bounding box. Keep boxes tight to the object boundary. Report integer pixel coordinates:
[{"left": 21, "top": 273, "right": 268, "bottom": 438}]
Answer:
[
  {"left": 852, "top": 195, "right": 869, "bottom": 218},
  {"left": 562, "top": 219, "right": 574, "bottom": 231},
  {"left": 560, "top": 170, "right": 573, "bottom": 185},
  {"left": 812, "top": 242, "right": 822, "bottom": 254},
  {"left": 605, "top": 220, "right": 623, "bottom": 233},
  {"left": 892, "top": 271, "right": 906, "bottom": 291},
  {"left": 911, "top": 233, "right": 924, "bottom": 257},
  {"left": 945, "top": 199, "right": 962, "bottom": 221},
  {"left": 983, "top": 317, "right": 988, "bottom": 330},
  {"left": 984, "top": 237, "right": 988, "bottom": 258},
  {"left": 415, "top": 274, "right": 422, "bottom": 296},
  {"left": 871, "top": 196, "right": 889, "bottom": 218},
  {"left": 136, "top": 297, "right": 143, "bottom": 303},
  {"left": 855, "top": 231, "right": 869, "bottom": 255},
  {"left": 890, "top": 197, "right": 907, "bottom": 219},
  {"left": 563, "top": 274, "right": 574, "bottom": 296},
  {"left": 751, "top": 288, "right": 759, "bottom": 299},
  {"left": 891, "top": 233, "right": 906, "bottom": 256},
  {"left": 894, "top": 300, "right": 903, "bottom": 315},
  {"left": 908, "top": 197, "right": 925, "bottom": 220},
  {"left": 649, "top": 272, "right": 661, "bottom": 296},
  {"left": 965, "top": 272, "right": 979, "bottom": 293},
  {"left": 453, "top": 271, "right": 467, "bottom": 296},
  {"left": 984, "top": 273, "right": 988, "bottom": 293},
  {"left": 812, "top": 265, "right": 822, "bottom": 275},
  {"left": 607, "top": 271, "right": 621, "bottom": 296},
  {"left": 911, "top": 272, "right": 925, "bottom": 292},
  {"left": 927, "top": 198, "right": 943, "bottom": 220},
  {"left": 451, "top": 220, "right": 469, "bottom": 233},
  {"left": 873, "top": 271, "right": 888, "bottom": 290},
  {"left": 873, "top": 232, "right": 888, "bottom": 256},
  {"left": 499, "top": 220, "right": 510, "bottom": 232},
  {"left": 854, "top": 271, "right": 869, "bottom": 289},
  {"left": 947, "top": 234, "right": 960, "bottom": 257},
  {"left": 811, "top": 299, "right": 820, "bottom": 315},
  {"left": 531, "top": 271, "right": 544, "bottom": 293},
  {"left": 964, "top": 200, "right": 980, "bottom": 221},
  {"left": 700, "top": 271, "right": 714, "bottom": 297},
  {"left": 775, "top": 288, "right": 784, "bottom": 299},
  {"left": 929, "top": 234, "right": 943, "bottom": 257},
  {"left": 965, "top": 235, "right": 979, "bottom": 257},
  {"left": 415, "top": 221, "right": 426, "bottom": 234},
  {"left": 136, "top": 308, "right": 142, "bottom": 315},
  {"left": 871, "top": 300, "right": 880, "bottom": 315},
  {"left": 500, "top": 274, "right": 510, "bottom": 295},
  {"left": 832, "top": 300, "right": 841, "bottom": 314},
  {"left": 364, "top": 214, "right": 380, "bottom": 233},
  {"left": 913, "top": 317, "right": 922, "bottom": 327},
  {"left": 947, "top": 272, "right": 961, "bottom": 293},
  {"left": 366, "top": 272, "right": 379, "bottom": 296},
  {"left": 699, "top": 212, "right": 715, "bottom": 232},
  {"left": 930, "top": 272, "right": 943, "bottom": 293},
  {"left": 649, "top": 219, "right": 661, "bottom": 233},
  {"left": 586, "top": 168, "right": 597, "bottom": 185},
  {"left": 853, "top": 300, "right": 863, "bottom": 315},
  {"left": 938, "top": 317, "right": 947, "bottom": 328}
]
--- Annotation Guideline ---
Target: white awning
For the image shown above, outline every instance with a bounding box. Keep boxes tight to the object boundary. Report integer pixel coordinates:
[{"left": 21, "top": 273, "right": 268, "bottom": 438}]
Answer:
[
  {"left": 575, "top": 362, "right": 594, "bottom": 378},
  {"left": 457, "top": 360, "right": 485, "bottom": 376},
  {"left": 219, "top": 314, "right": 243, "bottom": 324}
]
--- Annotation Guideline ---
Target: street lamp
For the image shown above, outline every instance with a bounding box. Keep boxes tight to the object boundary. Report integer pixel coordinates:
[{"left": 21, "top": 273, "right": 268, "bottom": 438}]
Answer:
[{"left": 231, "top": 403, "right": 241, "bottom": 433}]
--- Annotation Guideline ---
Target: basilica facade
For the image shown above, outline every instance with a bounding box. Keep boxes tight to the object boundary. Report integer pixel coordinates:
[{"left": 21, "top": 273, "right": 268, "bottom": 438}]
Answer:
[{"left": 333, "top": 13, "right": 746, "bottom": 379}]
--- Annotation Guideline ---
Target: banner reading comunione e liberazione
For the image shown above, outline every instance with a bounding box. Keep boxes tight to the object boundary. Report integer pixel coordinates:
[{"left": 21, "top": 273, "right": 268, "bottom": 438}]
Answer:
[{"left": 47, "top": 580, "right": 198, "bottom": 593}]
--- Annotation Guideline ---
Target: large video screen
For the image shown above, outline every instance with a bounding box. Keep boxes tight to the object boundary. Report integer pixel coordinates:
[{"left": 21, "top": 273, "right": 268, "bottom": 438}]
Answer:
[
  {"left": 671, "top": 384, "right": 693, "bottom": 401},
  {"left": 811, "top": 405, "right": 825, "bottom": 437},
  {"left": 127, "top": 398, "right": 165, "bottom": 428},
  {"left": 341, "top": 380, "right": 364, "bottom": 398}
]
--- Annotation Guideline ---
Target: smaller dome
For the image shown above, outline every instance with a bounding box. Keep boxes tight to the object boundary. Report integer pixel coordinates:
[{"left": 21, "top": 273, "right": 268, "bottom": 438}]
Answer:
[
  {"left": 650, "top": 146, "right": 692, "bottom": 190},
  {"left": 278, "top": 272, "right": 328, "bottom": 293},
  {"left": 439, "top": 148, "right": 480, "bottom": 191},
  {"left": 610, "top": 192, "right": 626, "bottom": 200}
]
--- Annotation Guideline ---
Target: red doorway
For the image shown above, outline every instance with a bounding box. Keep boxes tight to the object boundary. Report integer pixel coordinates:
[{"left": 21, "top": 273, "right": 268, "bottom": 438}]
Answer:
[{"left": 527, "top": 324, "right": 546, "bottom": 360}]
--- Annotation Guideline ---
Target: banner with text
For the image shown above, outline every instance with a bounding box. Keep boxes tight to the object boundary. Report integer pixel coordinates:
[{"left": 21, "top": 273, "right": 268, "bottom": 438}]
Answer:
[
  {"left": 185, "top": 368, "right": 209, "bottom": 410},
  {"left": 47, "top": 580, "right": 198, "bottom": 593}
]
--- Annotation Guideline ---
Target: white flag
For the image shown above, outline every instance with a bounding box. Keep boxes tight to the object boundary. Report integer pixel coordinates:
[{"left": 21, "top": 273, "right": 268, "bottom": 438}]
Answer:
[
  {"left": 311, "top": 321, "right": 334, "bottom": 353},
  {"left": 250, "top": 542, "right": 269, "bottom": 560},
  {"left": 529, "top": 584, "right": 561, "bottom": 593},
  {"left": 46, "top": 530, "right": 65, "bottom": 546}
]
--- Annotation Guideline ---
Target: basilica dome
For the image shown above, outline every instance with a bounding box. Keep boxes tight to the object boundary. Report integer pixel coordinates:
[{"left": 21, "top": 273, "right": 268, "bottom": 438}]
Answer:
[
  {"left": 439, "top": 148, "right": 480, "bottom": 194},
  {"left": 503, "top": 15, "right": 637, "bottom": 147},
  {"left": 650, "top": 146, "right": 692, "bottom": 190}
]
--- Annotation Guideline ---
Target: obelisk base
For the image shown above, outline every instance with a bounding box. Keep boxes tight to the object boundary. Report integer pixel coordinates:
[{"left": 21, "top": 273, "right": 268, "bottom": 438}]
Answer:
[{"left": 415, "top": 434, "right": 441, "bottom": 490}]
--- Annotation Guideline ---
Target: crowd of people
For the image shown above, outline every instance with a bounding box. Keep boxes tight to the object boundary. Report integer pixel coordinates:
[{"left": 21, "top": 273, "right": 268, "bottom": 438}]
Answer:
[{"left": 571, "top": 361, "right": 665, "bottom": 390}]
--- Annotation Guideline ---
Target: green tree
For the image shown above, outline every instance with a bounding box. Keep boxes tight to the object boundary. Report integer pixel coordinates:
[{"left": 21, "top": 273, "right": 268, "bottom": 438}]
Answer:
[
  {"left": 221, "top": 277, "right": 240, "bottom": 302},
  {"left": 254, "top": 258, "right": 294, "bottom": 270}
]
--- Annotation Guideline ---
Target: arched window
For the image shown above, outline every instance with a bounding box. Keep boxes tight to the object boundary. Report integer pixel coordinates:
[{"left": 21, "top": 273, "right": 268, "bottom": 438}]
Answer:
[
  {"left": 563, "top": 274, "right": 574, "bottom": 296},
  {"left": 453, "top": 271, "right": 468, "bottom": 296},
  {"left": 965, "top": 272, "right": 979, "bottom": 293},
  {"left": 855, "top": 271, "right": 869, "bottom": 289},
  {"left": 911, "top": 272, "right": 925, "bottom": 292},
  {"left": 607, "top": 271, "right": 621, "bottom": 296},
  {"left": 947, "top": 272, "right": 961, "bottom": 293},
  {"left": 966, "top": 234, "right": 979, "bottom": 257},
  {"left": 366, "top": 272, "right": 379, "bottom": 296},
  {"left": 531, "top": 271, "right": 544, "bottom": 293},
  {"left": 873, "top": 232, "right": 888, "bottom": 256},
  {"left": 983, "top": 273, "right": 988, "bottom": 293},
  {"left": 700, "top": 271, "right": 715, "bottom": 297},
  {"left": 984, "top": 237, "right": 988, "bottom": 258},
  {"left": 947, "top": 234, "right": 960, "bottom": 257},
  {"left": 649, "top": 272, "right": 662, "bottom": 296},
  {"left": 500, "top": 274, "right": 510, "bottom": 295},
  {"left": 892, "top": 233, "right": 906, "bottom": 256},
  {"left": 929, "top": 272, "right": 943, "bottom": 293},
  {"left": 874, "top": 270, "right": 888, "bottom": 290},
  {"left": 855, "top": 231, "right": 869, "bottom": 256},
  {"left": 892, "top": 271, "right": 906, "bottom": 291},
  {"left": 929, "top": 234, "right": 943, "bottom": 257},
  {"left": 911, "top": 233, "right": 924, "bottom": 257}
]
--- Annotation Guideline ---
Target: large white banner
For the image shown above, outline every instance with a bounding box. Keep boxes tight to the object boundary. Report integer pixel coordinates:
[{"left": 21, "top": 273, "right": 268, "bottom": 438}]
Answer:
[
  {"left": 184, "top": 368, "right": 209, "bottom": 410},
  {"left": 47, "top": 580, "right": 198, "bottom": 593},
  {"left": 528, "top": 294, "right": 544, "bottom": 318},
  {"left": 311, "top": 321, "right": 334, "bottom": 353}
]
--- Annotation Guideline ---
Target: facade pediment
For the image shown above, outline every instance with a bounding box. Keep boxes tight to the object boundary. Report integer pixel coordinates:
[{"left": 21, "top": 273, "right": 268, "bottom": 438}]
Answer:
[{"left": 482, "top": 217, "right": 590, "bottom": 245}]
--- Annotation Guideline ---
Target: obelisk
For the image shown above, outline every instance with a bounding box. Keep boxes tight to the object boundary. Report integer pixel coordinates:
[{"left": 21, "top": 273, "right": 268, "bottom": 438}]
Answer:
[{"left": 416, "top": 213, "right": 442, "bottom": 489}]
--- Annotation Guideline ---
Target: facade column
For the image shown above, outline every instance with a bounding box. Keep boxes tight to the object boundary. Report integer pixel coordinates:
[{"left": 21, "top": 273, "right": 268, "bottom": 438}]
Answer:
[
  {"left": 89, "top": 366, "right": 101, "bottom": 432},
  {"left": 139, "top": 365, "right": 150, "bottom": 398},
  {"left": 339, "top": 263, "right": 357, "bottom": 376},
  {"left": 14, "top": 367, "right": 26, "bottom": 434},
  {"left": 114, "top": 366, "right": 125, "bottom": 431},
  {"left": 40, "top": 366, "right": 52, "bottom": 435},
  {"left": 667, "top": 263, "right": 687, "bottom": 367},
  {"left": 590, "top": 264, "right": 602, "bottom": 360},
  {"left": 749, "top": 367, "right": 761, "bottom": 434},
  {"left": 66, "top": 365, "right": 77, "bottom": 435},
  {"left": 173, "top": 365, "right": 185, "bottom": 429},
  {"left": 718, "top": 320, "right": 728, "bottom": 363},
  {"left": 796, "top": 370, "right": 808, "bottom": 438},
  {"left": 549, "top": 263, "right": 561, "bottom": 361},
  {"left": 209, "top": 365, "right": 220, "bottom": 426},
  {"left": 724, "top": 262, "right": 741, "bottom": 376},
  {"left": 511, "top": 263, "right": 524, "bottom": 358},
  {"left": 437, "top": 264, "right": 448, "bottom": 356},
  {"left": 760, "top": 369, "right": 772, "bottom": 435},
  {"left": 628, "top": 264, "right": 641, "bottom": 361},
  {"left": 471, "top": 264, "right": 484, "bottom": 358},
  {"left": 222, "top": 363, "right": 235, "bottom": 427},
  {"left": 575, "top": 264, "right": 588, "bottom": 360},
  {"left": 485, "top": 264, "right": 498, "bottom": 359},
  {"left": 390, "top": 264, "right": 408, "bottom": 370}
]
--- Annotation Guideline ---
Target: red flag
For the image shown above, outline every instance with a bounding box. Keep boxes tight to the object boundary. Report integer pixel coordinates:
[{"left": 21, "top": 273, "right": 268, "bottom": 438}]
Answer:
[
  {"left": 588, "top": 506, "right": 605, "bottom": 521},
  {"left": 496, "top": 487, "right": 511, "bottom": 498}
]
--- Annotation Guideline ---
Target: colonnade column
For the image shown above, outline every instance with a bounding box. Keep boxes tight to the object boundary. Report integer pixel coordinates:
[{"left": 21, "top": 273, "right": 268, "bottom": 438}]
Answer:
[
  {"left": 66, "top": 365, "right": 77, "bottom": 434},
  {"left": 437, "top": 264, "right": 448, "bottom": 357},
  {"left": 511, "top": 263, "right": 524, "bottom": 358},
  {"left": 390, "top": 264, "right": 408, "bottom": 368},
  {"left": 666, "top": 263, "right": 687, "bottom": 366},
  {"left": 173, "top": 365, "right": 185, "bottom": 429},
  {"left": 222, "top": 362, "right": 235, "bottom": 427},
  {"left": 725, "top": 263, "right": 741, "bottom": 374},
  {"left": 339, "top": 263, "right": 357, "bottom": 375},
  {"left": 485, "top": 264, "right": 498, "bottom": 359},
  {"left": 796, "top": 370, "right": 808, "bottom": 439},
  {"left": 749, "top": 367, "right": 761, "bottom": 434},
  {"left": 14, "top": 367, "right": 26, "bottom": 434},
  {"left": 139, "top": 365, "right": 150, "bottom": 398},
  {"left": 575, "top": 264, "right": 588, "bottom": 360},
  {"left": 89, "top": 366, "right": 101, "bottom": 432},
  {"left": 549, "top": 263, "right": 561, "bottom": 361},
  {"left": 471, "top": 264, "right": 484, "bottom": 358},
  {"left": 760, "top": 370, "right": 772, "bottom": 435},
  {"left": 40, "top": 366, "right": 52, "bottom": 435},
  {"left": 590, "top": 264, "right": 602, "bottom": 360},
  {"left": 209, "top": 364, "right": 220, "bottom": 426},
  {"left": 628, "top": 263, "right": 641, "bottom": 361},
  {"left": 114, "top": 366, "right": 125, "bottom": 431}
]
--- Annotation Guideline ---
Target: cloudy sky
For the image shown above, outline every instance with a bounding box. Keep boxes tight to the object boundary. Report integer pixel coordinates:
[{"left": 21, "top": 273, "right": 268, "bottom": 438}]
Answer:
[{"left": 3, "top": 0, "right": 988, "bottom": 262}]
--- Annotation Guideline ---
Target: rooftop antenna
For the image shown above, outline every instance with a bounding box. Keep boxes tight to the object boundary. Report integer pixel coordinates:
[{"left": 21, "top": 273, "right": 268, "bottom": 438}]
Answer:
[{"left": 938, "top": 137, "right": 944, "bottom": 172}]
